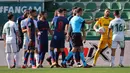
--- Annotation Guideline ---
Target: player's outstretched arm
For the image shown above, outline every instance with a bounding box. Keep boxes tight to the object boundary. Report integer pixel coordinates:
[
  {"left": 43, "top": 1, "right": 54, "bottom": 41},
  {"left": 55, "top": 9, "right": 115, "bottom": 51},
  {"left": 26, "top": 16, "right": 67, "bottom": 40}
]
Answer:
[
  {"left": 93, "top": 24, "right": 99, "bottom": 32},
  {"left": 85, "top": 18, "right": 99, "bottom": 24}
]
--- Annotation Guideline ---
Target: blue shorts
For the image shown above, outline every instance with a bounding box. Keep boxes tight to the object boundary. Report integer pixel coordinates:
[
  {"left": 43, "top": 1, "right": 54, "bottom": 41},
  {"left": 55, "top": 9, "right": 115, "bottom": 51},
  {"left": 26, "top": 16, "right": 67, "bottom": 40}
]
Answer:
[{"left": 50, "top": 35, "right": 65, "bottom": 49}]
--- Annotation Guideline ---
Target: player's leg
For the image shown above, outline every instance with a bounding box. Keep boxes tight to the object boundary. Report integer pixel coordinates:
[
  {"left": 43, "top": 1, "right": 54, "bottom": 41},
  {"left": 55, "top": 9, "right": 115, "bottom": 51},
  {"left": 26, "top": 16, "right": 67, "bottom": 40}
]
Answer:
[
  {"left": 60, "top": 39, "right": 66, "bottom": 63},
  {"left": 75, "top": 48, "right": 82, "bottom": 67},
  {"left": 34, "top": 38, "right": 39, "bottom": 67},
  {"left": 110, "top": 41, "right": 117, "bottom": 67},
  {"left": 5, "top": 43, "right": 12, "bottom": 69},
  {"left": 29, "top": 42, "right": 36, "bottom": 69},
  {"left": 11, "top": 43, "right": 19, "bottom": 68},
  {"left": 93, "top": 40, "right": 106, "bottom": 66},
  {"left": 50, "top": 38, "right": 58, "bottom": 68},
  {"left": 22, "top": 41, "right": 30, "bottom": 68},
  {"left": 62, "top": 33, "right": 78, "bottom": 67},
  {"left": 67, "top": 40, "right": 74, "bottom": 66},
  {"left": 119, "top": 41, "right": 125, "bottom": 67},
  {"left": 38, "top": 51, "right": 46, "bottom": 68},
  {"left": 55, "top": 48, "right": 60, "bottom": 67},
  {"left": 46, "top": 56, "right": 52, "bottom": 65},
  {"left": 62, "top": 47, "right": 77, "bottom": 68},
  {"left": 35, "top": 49, "right": 39, "bottom": 67},
  {"left": 79, "top": 46, "right": 92, "bottom": 68}
]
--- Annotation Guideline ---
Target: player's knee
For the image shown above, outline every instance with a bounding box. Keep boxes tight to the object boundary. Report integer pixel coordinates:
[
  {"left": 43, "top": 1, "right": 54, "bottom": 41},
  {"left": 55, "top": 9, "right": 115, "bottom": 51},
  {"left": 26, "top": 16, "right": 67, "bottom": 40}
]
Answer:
[
  {"left": 97, "top": 49, "right": 102, "bottom": 52},
  {"left": 71, "top": 48, "right": 77, "bottom": 52},
  {"left": 121, "top": 48, "right": 124, "bottom": 50},
  {"left": 60, "top": 48, "right": 64, "bottom": 52}
]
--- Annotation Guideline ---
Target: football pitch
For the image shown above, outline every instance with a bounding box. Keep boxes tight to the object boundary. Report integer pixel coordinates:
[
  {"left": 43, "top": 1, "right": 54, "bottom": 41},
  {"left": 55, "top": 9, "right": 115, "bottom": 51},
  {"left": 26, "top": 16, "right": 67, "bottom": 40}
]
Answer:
[{"left": 0, "top": 66, "right": 130, "bottom": 73}]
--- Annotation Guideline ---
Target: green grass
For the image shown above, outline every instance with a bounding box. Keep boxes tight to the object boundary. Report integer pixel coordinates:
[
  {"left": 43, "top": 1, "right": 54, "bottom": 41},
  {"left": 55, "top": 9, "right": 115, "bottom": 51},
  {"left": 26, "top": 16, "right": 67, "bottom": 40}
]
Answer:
[{"left": 0, "top": 66, "right": 130, "bottom": 73}]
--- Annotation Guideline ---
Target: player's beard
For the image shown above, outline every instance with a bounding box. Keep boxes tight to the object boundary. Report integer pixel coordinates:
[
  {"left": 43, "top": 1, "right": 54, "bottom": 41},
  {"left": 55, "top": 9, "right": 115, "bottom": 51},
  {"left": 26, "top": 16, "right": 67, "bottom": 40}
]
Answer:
[{"left": 106, "top": 14, "right": 110, "bottom": 17}]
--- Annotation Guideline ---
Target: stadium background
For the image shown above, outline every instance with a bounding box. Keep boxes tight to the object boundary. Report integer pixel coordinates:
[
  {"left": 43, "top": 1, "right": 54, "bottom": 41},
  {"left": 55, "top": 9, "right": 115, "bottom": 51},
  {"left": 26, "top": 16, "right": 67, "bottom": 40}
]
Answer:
[{"left": 0, "top": 0, "right": 130, "bottom": 66}]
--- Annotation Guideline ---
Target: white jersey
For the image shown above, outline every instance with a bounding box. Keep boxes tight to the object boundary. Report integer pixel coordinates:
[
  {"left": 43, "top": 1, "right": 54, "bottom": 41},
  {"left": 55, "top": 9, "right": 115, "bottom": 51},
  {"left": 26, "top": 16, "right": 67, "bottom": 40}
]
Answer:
[
  {"left": 21, "top": 18, "right": 38, "bottom": 38},
  {"left": 21, "top": 18, "right": 29, "bottom": 40},
  {"left": 2, "top": 20, "right": 18, "bottom": 43},
  {"left": 109, "top": 17, "right": 125, "bottom": 41}
]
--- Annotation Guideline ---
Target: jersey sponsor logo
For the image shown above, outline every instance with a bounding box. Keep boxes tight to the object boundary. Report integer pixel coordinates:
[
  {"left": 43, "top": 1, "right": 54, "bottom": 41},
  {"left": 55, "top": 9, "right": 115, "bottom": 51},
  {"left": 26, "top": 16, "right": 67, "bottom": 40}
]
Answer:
[{"left": 104, "top": 24, "right": 109, "bottom": 26}]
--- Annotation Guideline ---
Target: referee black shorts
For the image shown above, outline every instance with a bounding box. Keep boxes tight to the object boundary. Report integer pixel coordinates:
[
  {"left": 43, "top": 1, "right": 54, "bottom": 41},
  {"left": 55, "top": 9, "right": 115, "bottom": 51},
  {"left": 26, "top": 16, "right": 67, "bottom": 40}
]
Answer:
[{"left": 71, "top": 33, "right": 83, "bottom": 47}]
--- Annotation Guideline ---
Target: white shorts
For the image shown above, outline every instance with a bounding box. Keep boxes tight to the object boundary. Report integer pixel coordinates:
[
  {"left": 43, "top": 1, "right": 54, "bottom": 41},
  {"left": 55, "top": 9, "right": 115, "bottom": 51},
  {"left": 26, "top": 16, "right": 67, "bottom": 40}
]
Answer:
[
  {"left": 111, "top": 41, "right": 125, "bottom": 49},
  {"left": 5, "top": 43, "right": 19, "bottom": 53},
  {"left": 23, "top": 38, "right": 29, "bottom": 50}
]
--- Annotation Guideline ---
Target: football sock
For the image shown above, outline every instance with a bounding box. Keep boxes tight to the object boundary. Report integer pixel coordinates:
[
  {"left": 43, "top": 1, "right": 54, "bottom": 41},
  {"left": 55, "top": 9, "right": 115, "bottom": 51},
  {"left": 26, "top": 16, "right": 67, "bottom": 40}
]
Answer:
[
  {"left": 62, "top": 52, "right": 66, "bottom": 62},
  {"left": 63, "top": 52, "right": 73, "bottom": 64},
  {"left": 30, "top": 52, "right": 35, "bottom": 66},
  {"left": 75, "top": 51, "right": 80, "bottom": 62},
  {"left": 50, "top": 50, "right": 55, "bottom": 62},
  {"left": 111, "top": 56, "right": 115, "bottom": 65},
  {"left": 55, "top": 51, "right": 60, "bottom": 64},
  {"left": 6, "top": 53, "right": 11, "bottom": 68},
  {"left": 39, "top": 52, "right": 46, "bottom": 65},
  {"left": 80, "top": 52, "right": 87, "bottom": 67},
  {"left": 14, "top": 52, "right": 19, "bottom": 67},
  {"left": 93, "top": 50, "right": 100, "bottom": 65},
  {"left": 24, "top": 52, "right": 29, "bottom": 65},
  {"left": 120, "top": 56, "right": 124, "bottom": 65}
]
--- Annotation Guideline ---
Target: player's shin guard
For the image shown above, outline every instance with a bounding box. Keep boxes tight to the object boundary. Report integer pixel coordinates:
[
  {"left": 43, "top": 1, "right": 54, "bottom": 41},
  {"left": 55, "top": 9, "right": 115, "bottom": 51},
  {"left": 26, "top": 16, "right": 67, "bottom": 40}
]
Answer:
[
  {"left": 30, "top": 52, "right": 35, "bottom": 66},
  {"left": 14, "top": 52, "right": 19, "bottom": 67},
  {"left": 50, "top": 50, "right": 55, "bottom": 62},
  {"left": 80, "top": 52, "right": 87, "bottom": 67},
  {"left": 63, "top": 52, "right": 73, "bottom": 64},
  {"left": 24, "top": 52, "right": 29, "bottom": 65},
  {"left": 6, "top": 53, "right": 11, "bottom": 68}
]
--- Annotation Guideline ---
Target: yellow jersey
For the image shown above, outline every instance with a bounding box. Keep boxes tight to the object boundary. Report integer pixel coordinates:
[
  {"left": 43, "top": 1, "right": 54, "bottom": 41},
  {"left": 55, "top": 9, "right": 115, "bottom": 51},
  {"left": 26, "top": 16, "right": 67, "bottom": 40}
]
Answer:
[{"left": 95, "top": 17, "right": 113, "bottom": 40}]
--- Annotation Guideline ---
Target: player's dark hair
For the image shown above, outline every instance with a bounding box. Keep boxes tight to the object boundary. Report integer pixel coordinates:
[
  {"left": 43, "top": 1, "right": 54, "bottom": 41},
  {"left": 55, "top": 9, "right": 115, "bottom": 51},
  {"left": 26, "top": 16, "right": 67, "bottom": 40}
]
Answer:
[
  {"left": 75, "top": 7, "right": 83, "bottom": 13},
  {"left": 29, "top": 9, "right": 36, "bottom": 14},
  {"left": 40, "top": 11, "right": 47, "bottom": 15},
  {"left": 72, "top": 7, "right": 78, "bottom": 10},
  {"left": 39, "top": 11, "right": 47, "bottom": 20},
  {"left": 8, "top": 12, "right": 14, "bottom": 20},
  {"left": 24, "top": 10, "right": 30, "bottom": 13},
  {"left": 63, "top": 8, "right": 67, "bottom": 12},
  {"left": 57, "top": 8, "right": 64, "bottom": 13},
  {"left": 114, "top": 10, "right": 120, "bottom": 16}
]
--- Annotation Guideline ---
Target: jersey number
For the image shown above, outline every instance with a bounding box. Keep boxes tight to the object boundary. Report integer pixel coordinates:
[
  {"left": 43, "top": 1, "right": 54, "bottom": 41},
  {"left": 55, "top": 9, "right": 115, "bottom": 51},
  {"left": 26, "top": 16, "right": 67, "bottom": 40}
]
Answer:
[
  {"left": 7, "top": 27, "right": 10, "bottom": 35},
  {"left": 115, "top": 24, "right": 123, "bottom": 32},
  {"left": 57, "top": 21, "right": 63, "bottom": 32}
]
